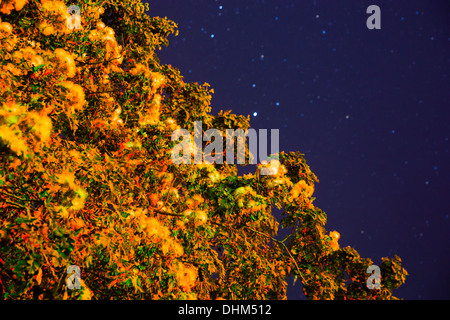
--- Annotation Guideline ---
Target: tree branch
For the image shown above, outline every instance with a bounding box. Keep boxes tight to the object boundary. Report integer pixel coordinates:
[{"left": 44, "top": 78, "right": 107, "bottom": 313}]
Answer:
[
  {"left": 244, "top": 226, "right": 302, "bottom": 278},
  {"left": 152, "top": 209, "right": 184, "bottom": 217}
]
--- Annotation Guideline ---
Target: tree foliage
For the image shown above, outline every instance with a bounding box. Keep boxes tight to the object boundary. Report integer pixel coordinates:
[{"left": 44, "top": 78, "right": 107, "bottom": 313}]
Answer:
[{"left": 0, "top": 0, "right": 407, "bottom": 300}]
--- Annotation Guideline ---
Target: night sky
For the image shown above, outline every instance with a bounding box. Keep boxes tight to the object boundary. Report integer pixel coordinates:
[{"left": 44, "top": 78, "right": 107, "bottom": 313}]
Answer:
[{"left": 146, "top": 0, "right": 450, "bottom": 299}]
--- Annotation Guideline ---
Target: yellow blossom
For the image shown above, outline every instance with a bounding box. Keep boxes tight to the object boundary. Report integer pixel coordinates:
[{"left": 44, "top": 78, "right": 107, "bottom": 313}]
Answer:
[
  {"left": 54, "top": 48, "right": 76, "bottom": 78},
  {"left": 172, "top": 241, "right": 184, "bottom": 256},
  {"left": 12, "top": 47, "right": 43, "bottom": 67},
  {"left": 0, "top": 31, "right": 17, "bottom": 52},
  {"left": 28, "top": 112, "right": 52, "bottom": 142},
  {"left": 56, "top": 170, "right": 76, "bottom": 187},
  {"left": 150, "top": 72, "right": 165, "bottom": 92},
  {"left": 260, "top": 159, "right": 287, "bottom": 176},
  {"left": 110, "top": 106, "right": 123, "bottom": 125},
  {"left": 139, "top": 95, "right": 161, "bottom": 126},
  {"left": 171, "top": 263, "right": 197, "bottom": 291},
  {"left": 38, "top": 21, "right": 54, "bottom": 36},
  {"left": 142, "top": 217, "right": 170, "bottom": 242},
  {"left": 68, "top": 149, "right": 81, "bottom": 161},
  {"left": 0, "top": 21, "right": 12, "bottom": 35},
  {"left": 57, "top": 206, "right": 69, "bottom": 218},
  {"left": 161, "top": 241, "right": 171, "bottom": 255},
  {"left": 192, "top": 195, "right": 204, "bottom": 204},
  {"left": 166, "top": 117, "right": 179, "bottom": 131},
  {"left": 0, "top": 125, "right": 28, "bottom": 156},
  {"left": 329, "top": 231, "right": 340, "bottom": 251},
  {"left": 289, "top": 180, "right": 314, "bottom": 200},
  {"left": 38, "top": 0, "right": 71, "bottom": 35},
  {"left": 70, "top": 196, "right": 85, "bottom": 211},
  {"left": 1, "top": 0, "right": 28, "bottom": 14},
  {"left": 14, "top": 0, "right": 27, "bottom": 11},
  {"left": 194, "top": 211, "right": 207, "bottom": 227},
  {"left": 61, "top": 81, "right": 85, "bottom": 112},
  {"left": 89, "top": 26, "right": 123, "bottom": 65}
]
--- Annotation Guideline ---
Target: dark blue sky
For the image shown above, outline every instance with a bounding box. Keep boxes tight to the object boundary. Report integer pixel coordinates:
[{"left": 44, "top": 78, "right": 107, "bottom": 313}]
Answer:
[{"left": 147, "top": 0, "right": 450, "bottom": 299}]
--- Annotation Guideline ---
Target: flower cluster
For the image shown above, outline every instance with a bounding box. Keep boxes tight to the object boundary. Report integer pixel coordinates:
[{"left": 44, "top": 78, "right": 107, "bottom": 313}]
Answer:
[
  {"left": 37, "top": 0, "right": 72, "bottom": 36},
  {"left": 2, "top": 62, "right": 21, "bottom": 77},
  {"left": 194, "top": 163, "right": 223, "bottom": 185},
  {"left": 165, "top": 117, "right": 179, "bottom": 131},
  {"left": 0, "top": 123, "right": 28, "bottom": 156},
  {"left": 27, "top": 111, "right": 53, "bottom": 143},
  {"left": 193, "top": 210, "right": 207, "bottom": 227},
  {"left": 142, "top": 217, "right": 169, "bottom": 241},
  {"left": 0, "top": 101, "right": 53, "bottom": 156},
  {"left": 289, "top": 180, "right": 314, "bottom": 201},
  {"left": 53, "top": 169, "right": 88, "bottom": 217},
  {"left": 140, "top": 216, "right": 184, "bottom": 256},
  {"left": 129, "top": 67, "right": 166, "bottom": 127},
  {"left": 110, "top": 106, "right": 123, "bottom": 126},
  {"left": 233, "top": 185, "right": 266, "bottom": 213},
  {"left": 0, "top": 21, "right": 17, "bottom": 52},
  {"left": 150, "top": 72, "right": 166, "bottom": 94},
  {"left": 0, "top": 0, "right": 27, "bottom": 14},
  {"left": 138, "top": 94, "right": 161, "bottom": 126},
  {"left": 260, "top": 159, "right": 294, "bottom": 190},
  {"left": 130, "top": 65, "right": 166, "bottom": 91},
  {"left": 53, "top": 48, "right": 77, "bottom": 78},
  {"left": 328, "top": 231, "right": 340, "bottom": 251},
  {"left": 170, "top": 261, "right": 198, "bottom": 292},
  {"left": 12, "top": 46, "right": 44, "bottom": 68},
  {"left": 88, "top": 24, "right": 123, "bottom": 65},
  {"left": 234, "top": 185, "right": 255, "bottom": 199},
  {"left": 260, "top": 158, "right": 287, "bottom": 177},
  {"left": 61, "top": 81, "right": 85, "bottom": 114}
]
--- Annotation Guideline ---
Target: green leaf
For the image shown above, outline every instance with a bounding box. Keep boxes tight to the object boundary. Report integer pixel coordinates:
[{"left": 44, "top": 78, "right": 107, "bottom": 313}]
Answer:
[
  {"left": 31, "top": 64, "right": 45, "bottom": 73},
  {"left": 15, "top": 218, "right": 25, "bottom": 224},
  {"left": 15, "top": 217, "right": 35, "bottom": 224}
]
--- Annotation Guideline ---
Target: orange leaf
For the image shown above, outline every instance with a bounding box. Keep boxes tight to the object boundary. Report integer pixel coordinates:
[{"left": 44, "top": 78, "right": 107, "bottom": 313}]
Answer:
[{"left": 36, "top": 268, "right": 43, "bottom": 285}]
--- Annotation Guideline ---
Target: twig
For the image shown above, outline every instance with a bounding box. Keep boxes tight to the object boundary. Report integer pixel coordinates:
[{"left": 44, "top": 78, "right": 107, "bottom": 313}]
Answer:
[
  {"left": 244, "top": 226, "right": 302, "bottom": 277},
  {"left": 1, "top": 191, "right": 34, "bottom": 202},
  {"left": 152, "top": 209, "right": 184, "bottom": 217},
  {"left": 3, "top": 200, "right": 26, "bottom": 209}
]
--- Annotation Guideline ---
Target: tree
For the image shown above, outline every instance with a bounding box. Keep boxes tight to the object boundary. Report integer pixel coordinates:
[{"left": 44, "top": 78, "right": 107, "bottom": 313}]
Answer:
[{"left": 0, "top": 0, "right": 407, "bottom": 300}]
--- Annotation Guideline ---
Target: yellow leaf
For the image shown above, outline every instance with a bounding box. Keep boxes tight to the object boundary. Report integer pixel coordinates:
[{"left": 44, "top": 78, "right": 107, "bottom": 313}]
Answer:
[
  {"left": 36, "top": 268, "right": 43, "bottom": 285},
  {"left": 79, "top": 279, "right": 93, "bottom": 300}
]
